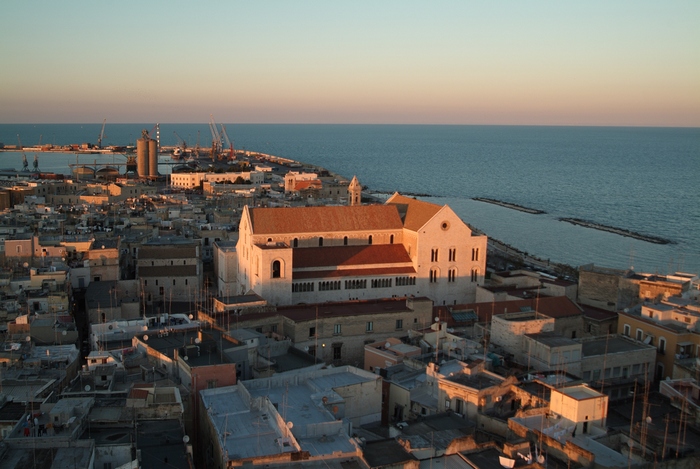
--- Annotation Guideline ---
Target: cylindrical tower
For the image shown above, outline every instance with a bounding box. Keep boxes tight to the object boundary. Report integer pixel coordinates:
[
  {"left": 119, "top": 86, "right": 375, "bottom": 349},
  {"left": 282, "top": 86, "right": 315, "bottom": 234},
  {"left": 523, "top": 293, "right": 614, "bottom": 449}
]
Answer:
[
  {"left": 136, "top": 136, "right": 149, "bottom": 178},
  {"left": 148, "top": 138, "right": 158, "bottom": 177}
]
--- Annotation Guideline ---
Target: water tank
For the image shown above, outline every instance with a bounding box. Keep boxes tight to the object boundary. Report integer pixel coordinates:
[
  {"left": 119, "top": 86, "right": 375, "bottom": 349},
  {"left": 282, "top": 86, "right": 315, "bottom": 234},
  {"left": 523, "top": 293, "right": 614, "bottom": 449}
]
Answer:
[
  {"left": 148, "top": 138, "right": 158, "bottom": 177},
  {"left": 137, "top": 137, "right": 149, "bottom": 177}
]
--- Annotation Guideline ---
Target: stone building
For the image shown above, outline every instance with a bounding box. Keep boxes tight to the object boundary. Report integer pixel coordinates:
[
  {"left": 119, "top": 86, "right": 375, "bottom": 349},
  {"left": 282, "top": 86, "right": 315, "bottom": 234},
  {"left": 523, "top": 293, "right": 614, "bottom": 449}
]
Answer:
[
  {"left": 618, "top": 297, "right": 700, "bottom": 380},
  {"left": 136, "top": 239, "right": 202, "bottom": 304},
  {"left": 235, "top": 193, "right": 487, "bottom": 306}
]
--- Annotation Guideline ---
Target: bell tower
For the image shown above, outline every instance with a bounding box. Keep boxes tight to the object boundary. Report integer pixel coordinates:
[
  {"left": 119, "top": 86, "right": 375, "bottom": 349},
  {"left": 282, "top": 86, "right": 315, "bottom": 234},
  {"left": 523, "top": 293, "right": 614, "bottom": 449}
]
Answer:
[{"left": 348, "top": 175, "right": 361, "bottom": 206}]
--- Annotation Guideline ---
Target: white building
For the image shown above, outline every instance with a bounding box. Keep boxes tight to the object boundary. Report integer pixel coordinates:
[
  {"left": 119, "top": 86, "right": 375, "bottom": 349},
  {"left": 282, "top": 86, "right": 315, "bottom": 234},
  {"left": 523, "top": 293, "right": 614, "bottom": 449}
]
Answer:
[
  {"left": 235, "top": 193, "right": 487, "bottom": 306},
  {"left": 170, "top": 170, "right": 265, "bottom": 189}
]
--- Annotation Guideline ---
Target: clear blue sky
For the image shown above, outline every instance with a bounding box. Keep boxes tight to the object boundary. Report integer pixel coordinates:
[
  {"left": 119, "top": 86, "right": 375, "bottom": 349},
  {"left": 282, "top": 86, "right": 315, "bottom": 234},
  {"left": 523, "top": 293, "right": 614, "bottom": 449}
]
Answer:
[{"left": 1, "top": 1, "right": 698, "bottom": 125}]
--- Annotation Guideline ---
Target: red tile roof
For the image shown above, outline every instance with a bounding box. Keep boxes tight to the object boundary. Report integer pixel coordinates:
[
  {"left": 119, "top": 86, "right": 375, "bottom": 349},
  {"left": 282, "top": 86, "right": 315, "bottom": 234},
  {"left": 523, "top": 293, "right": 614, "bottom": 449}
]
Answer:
[
  {"left": 293, "top": 244, "right": 412, "bottom": 268},
  {"left": 293, "top": 266, "right": 416, "bottom": 280},
  {"left": 439, "top": 296, "right": 583, "bottom": 324},
  {"left": 295, "top": 180, "right": 322, "bottom": 191},
  {"left": 386, "top": 193, "right": 443, "bottom": 231},
  {"left": 249, "top": 205, "right": 403, "bottom": 235},
  {"left": 129, "top": 388, "right": 149, "bottom": 400}
]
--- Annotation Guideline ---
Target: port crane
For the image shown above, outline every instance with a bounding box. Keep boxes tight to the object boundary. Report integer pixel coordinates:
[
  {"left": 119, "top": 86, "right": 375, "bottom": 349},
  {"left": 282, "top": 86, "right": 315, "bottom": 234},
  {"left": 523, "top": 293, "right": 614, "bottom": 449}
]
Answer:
[
  {"left": 173, "top": 131, "right": 188, "bottom": 150},
  {"left": 97, "top": 119, "right": 107, "bottom": 149},
  {"left": 17, "top": 135, "right": 28, "bottom": 171},
  {"left": 209, "top": 114, "right": 225, "bottom": 160},
  {"left": 220, "top": 124, "right": 235, "bottom": 160}
]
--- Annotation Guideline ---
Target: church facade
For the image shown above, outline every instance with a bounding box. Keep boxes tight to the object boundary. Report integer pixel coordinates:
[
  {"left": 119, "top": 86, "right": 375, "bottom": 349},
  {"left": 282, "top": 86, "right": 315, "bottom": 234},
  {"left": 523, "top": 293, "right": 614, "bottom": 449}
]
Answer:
[{"left": 235, "top": 192, "right": 487, "bottom": 306}]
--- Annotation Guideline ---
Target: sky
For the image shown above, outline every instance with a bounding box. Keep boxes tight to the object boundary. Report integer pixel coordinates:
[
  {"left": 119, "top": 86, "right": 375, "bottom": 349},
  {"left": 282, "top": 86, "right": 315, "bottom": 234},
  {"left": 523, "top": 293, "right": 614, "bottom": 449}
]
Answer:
[{"left": 1, "top": 1, "right": 698, "bottom": 126}]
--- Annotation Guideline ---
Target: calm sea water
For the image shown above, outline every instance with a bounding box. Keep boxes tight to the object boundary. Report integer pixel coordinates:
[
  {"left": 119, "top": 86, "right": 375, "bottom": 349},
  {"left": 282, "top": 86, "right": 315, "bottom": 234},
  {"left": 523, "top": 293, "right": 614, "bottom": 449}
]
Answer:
[{"left": 1, "top": 124, "right": 698, "bottom": 275}]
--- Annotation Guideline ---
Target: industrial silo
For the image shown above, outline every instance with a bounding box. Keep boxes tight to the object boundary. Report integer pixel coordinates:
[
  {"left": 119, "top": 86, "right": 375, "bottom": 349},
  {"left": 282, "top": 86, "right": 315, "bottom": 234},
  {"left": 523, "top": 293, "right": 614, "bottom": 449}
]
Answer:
[
  {"left": 148, "top": 138, "right": 158, "bottom": 177},
  {"left": 137, "top": 135, "right": 149, "bottom": 178}
]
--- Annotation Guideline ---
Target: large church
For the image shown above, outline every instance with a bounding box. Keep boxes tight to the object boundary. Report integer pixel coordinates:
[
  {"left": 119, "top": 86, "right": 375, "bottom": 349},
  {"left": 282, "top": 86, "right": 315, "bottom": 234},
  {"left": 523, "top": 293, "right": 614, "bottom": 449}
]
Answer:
[{"left": 235, "top": 180, "right": 487, "bottom": 306}]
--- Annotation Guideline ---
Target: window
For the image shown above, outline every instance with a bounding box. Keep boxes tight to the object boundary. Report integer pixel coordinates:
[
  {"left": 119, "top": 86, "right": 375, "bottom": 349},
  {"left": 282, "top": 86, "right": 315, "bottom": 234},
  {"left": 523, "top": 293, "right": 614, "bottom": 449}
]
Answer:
[
  {"left": 396, "top": 319, "right": 403, "bottom": 330},
  {"left": 366, "top": 322, "right": 373, "bottom": 332},
  {"left": 471, "top": 268, "right": 479, "bottom": 282},
  {"left": 293, "top": 238, "right": 298, "bottom": 248},
  {"left": 272, "top": 260, "right": 281, "bottom": 278},
  {"left": 309, "top": 327, "right": 316, "bottom": 338},
  {"left": 448, "top": 269, "right": 456, "bottom": 282},
  {"left": 319, "top": 237, "right": 323, "bottom": 247},
  {"left": 368, "top": 235, "right": 373, "bottom": 245},
  {"left": 344, "top": 236, "right": 348, "bottom": 245},
  {"left": 430, "top": 268, "right": 438, "bottom": 283},
  {"left": 622, "top": 324, "right": 630, "bottom": 336},
  {"left": 333, "top": 344, "right": 342, "bottom": 360},
  {"left": 658, "top": 337, "right": 666, "bottom": 354},
  {"left": 472, "top": 248, "right": 479, "bottom": 261},
  {"left": 448, "top": 248, "right": 456, "bottom": 262},
  {"left": 635, "top": 328, "right": 642, "bottom": 341},
  {"left": 173, "top": 279, "right": 176, "bottom": 286},
  {"left": 159, "top": 286, "right": 164, "bottom": 295},
  {"left": 334, "top": 324, "right": 341, "bottom": 335},
  {"left": 390, "top": 235, "right": 394, "bottom": 244},
  {"left": 431, "top": 248, "right": 439, "bottom": 262}
]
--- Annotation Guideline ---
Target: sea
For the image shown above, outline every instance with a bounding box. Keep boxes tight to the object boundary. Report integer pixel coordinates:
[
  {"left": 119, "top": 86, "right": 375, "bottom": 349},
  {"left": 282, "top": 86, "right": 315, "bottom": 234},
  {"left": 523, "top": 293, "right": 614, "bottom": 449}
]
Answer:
[{"left": 1, "top": 124, "right": 698, "bottom": 276}]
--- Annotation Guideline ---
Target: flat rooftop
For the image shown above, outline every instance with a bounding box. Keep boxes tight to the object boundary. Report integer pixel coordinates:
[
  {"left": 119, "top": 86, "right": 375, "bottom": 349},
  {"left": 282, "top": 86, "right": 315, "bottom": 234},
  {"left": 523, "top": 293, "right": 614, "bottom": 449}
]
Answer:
[
  {"left": 581, "top": 336, "right": 653, "bottom": 357},
  {"left": 527, "top": 332, "right": 579, "bottom": 348},
  {"left": 558, "top": 385, "right": 603, "bottom": 400}
]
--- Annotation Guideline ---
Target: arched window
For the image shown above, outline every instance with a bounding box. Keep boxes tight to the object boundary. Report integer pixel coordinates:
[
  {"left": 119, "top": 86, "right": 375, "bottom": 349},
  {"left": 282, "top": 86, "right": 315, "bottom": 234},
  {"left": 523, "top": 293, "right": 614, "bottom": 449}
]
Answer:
[
  {"left": 344, "top": 236, "right": 348, "bottom": 245},
  {"left": 319, "top": 237, "right": 323, "bottom": 247},
  {"left": 368, "top": 235, "right": 373, "bottom": 245},
  {"left": 430, "top": 268, "right": 439, "bottom": 283},
  {"left": 390, "top": 235, "right": 394, "bottom": 244},
  {"left": 471, "top": 268, "right": 479, "bottom": 282},
  {"left": 448, "top": 268, "right": 457, "bottom": 282},
  {"left": 293, "top": 238, "right": 298, "bottom": 248},
  {"left": 272, "top": 260, "right": 281, "bottom": 278}
]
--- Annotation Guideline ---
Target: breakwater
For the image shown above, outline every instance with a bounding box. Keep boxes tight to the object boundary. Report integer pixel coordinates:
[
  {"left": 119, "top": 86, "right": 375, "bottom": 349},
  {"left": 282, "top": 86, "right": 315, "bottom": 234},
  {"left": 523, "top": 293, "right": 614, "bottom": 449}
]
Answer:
[
  {"left": 473, "top": 198, "right": 546, "bottom": 214},
  {"left": 559, "top": 218, "right": 674, "bottom": 245}
]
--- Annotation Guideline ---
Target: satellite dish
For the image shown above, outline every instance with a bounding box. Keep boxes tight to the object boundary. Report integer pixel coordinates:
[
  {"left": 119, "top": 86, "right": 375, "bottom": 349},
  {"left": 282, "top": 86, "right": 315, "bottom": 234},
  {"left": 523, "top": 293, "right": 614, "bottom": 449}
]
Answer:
[
  {"left": 143, "top": 335, "right": 149, "bottom": 341},
  {"left": 385, "top": 342, "right": 391, "bottom": 349},
  {"left": 84, "top": 385, "right": 91, "bottom": 392},
  {"left": 62, "top": 331, "right": 67, "bottom": 336},
  {"left": 184, "top": 356, "right": 188, "bottom": 361},
  {"left": 189, "top": 314, "right": 194, "bottom": 319},
  {"left": 26, "top": 336, "right": 31, "bottom": 342},
  {"left": 646, "top": 416, "right": 652, "bottom": 424},
  {"left": 23, "top": 262, "right": 28, "bottom": 268},
  {"left": 537, "top": 455, "right": 545, "bottom": 464},
  {"left": 434, "top": 317, "right": 439, "bottom": 322},
  {"left": 195, "top": 338, "right": 201, "bottom": 344},
  {"left": 286, "top": 422, "right": 293, "bottom": 429},
  {"left": 183, "top": 435, "right": 190, "bottom": 443}
]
